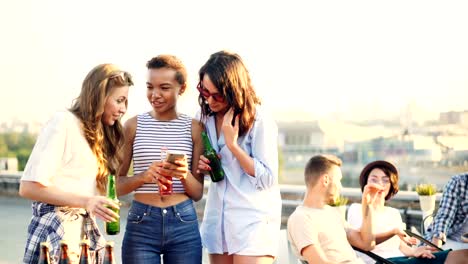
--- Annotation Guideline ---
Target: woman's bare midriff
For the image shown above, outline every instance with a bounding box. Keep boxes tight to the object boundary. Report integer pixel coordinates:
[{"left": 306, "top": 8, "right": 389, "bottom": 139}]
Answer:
[{"left": 134, "top": 192, "right": 190, "bottom": 207}]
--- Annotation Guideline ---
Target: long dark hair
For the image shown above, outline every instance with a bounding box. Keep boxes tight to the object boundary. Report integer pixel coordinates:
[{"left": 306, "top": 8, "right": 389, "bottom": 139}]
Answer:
[{"left": 198, "top": 50, "right": 260, "bottom": 137}]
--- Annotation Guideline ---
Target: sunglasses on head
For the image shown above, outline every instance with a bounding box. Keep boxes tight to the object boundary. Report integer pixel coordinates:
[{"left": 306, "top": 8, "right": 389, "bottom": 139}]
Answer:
[
  {"left": 197, "top": 83, "right": 225, "bottom": 102},
  {"left": 108, "top": 71, "right": 133, "bottom": 85}
]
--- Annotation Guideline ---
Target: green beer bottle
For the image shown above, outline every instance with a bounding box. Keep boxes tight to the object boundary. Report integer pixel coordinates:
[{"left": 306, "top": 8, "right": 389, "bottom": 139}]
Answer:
[
  {"left": 105, "top": 174, "right": 120, "bottom": 235},
  {"left": 201, "top": 131, "right": 225, "bottom": 182},
  {"left": 38, "top": 241, "right": 51, "bottom": 264}
]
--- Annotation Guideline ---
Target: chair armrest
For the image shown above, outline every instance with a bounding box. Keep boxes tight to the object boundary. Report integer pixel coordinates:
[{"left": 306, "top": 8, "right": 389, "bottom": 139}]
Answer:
[{"left": 351, "top": 246, "right": 395, "bottom": 264}]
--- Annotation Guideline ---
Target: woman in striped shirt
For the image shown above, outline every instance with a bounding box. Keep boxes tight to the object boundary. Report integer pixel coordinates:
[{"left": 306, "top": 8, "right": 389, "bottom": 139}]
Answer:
[{"left": 117, "top": 55, "right": 204, "bottom": 264}]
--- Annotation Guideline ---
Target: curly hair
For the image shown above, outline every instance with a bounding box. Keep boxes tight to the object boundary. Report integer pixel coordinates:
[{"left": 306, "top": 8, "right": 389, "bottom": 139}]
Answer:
[{"left": 146, "top": 54, "right": 187, "bottom": 86}]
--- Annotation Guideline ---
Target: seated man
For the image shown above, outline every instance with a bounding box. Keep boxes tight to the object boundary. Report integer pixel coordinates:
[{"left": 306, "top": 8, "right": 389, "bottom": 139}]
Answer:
[
  {"left": 287, "top": 155, "right": 468, "bottom": 264},
  {"left": 425, "top": 173, "right": 468, "bottom": 250},
  {"left": 287, "top": 155, "right": 382, "bottom": 264}
]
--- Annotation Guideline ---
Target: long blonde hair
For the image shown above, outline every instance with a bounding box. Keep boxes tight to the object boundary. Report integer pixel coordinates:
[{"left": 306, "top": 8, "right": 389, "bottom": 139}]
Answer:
[{"left": 70, "top": 64, "right": 134, "bottom": 194}]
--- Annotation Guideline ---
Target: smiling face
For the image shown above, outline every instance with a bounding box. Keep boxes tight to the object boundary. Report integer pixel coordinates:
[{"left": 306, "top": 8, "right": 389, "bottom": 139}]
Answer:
[
  {"left": 201, "top": 74, "right": 229, "bottom": 115},
  {"left": 102, "top": 85, "right": 129, "bottom": 126},
  {"left": 146, "top": 67, "right": 185, "bottom": 119}
]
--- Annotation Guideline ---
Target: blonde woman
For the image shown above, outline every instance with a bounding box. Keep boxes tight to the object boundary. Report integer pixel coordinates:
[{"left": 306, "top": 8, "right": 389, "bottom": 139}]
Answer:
[{"left": 19, "top": 64, "right": 133, "bottom": 263}]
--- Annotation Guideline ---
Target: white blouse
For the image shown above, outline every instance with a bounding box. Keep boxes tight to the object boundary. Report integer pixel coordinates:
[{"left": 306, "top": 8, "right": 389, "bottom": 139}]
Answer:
[
  {"left": 347, "top": 203, "right": 405, "bottom": 263},
  {"left": 199, "top": 107, "right": 282, "bottom": 256},
  {"left": 22, "top": 111, "right": 99, "bottom": 196}
]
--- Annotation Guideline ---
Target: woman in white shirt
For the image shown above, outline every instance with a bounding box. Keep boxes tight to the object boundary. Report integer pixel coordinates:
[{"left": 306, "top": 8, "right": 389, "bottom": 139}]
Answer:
[
  {"left": 347, "top": 160, "right": 467, "bottom": 264},
  {"left": 19, "top": 64, "right": 133, "bottom": 263},
  {"left": 197, "top": 51, "right": 281, "bottom": 264}
]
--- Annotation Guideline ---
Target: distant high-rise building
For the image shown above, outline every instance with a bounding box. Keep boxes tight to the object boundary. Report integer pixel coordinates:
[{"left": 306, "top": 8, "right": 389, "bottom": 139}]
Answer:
[
  {"left": 440, "top": 111, "right": 462, "bottom": 124},
  {"left": 278, "top": 121, "right": 338, "bottom": 169}
]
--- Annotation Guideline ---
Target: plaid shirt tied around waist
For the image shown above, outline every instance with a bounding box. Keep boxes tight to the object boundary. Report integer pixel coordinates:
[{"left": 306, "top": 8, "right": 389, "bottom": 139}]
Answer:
[{"left": 23, "top": 202, "right": 106, "bottom": 264}]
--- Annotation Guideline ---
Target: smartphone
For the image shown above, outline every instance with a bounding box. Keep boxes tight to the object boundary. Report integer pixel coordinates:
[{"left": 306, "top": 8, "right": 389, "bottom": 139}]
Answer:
[{"left": 165, "top": 150, "right": 186, "bottom": 163}]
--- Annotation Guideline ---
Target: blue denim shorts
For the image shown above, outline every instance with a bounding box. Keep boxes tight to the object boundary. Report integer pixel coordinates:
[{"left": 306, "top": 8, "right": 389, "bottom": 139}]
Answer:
[{"left": 122, "top": 199, "right": 202, "bottom": 264}]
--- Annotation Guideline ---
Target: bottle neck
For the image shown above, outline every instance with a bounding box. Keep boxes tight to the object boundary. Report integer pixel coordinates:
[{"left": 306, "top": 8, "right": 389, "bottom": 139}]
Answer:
[
  {"left": 60, "top": 245, "right": 69, "bottom": 258},
  {"left": 80, "top": 246, "right": 89, "bottom": 257},
  {"left": 107, "top": 174, "right": 117, "bottom": 199},
  {"left": 201, "top": 132, "right": 214, "bottom": 152},
  {"left": 40, "top": 247, "right": 50, "bottom": 258},
  {"left": 105, "top": 246, "right": 114, "bottom": 261}
]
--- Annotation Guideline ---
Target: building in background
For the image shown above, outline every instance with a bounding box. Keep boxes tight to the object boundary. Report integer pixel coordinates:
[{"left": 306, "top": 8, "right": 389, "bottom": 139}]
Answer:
[{"left": 278, "top": 121, "right": 340, "bottom": 169}]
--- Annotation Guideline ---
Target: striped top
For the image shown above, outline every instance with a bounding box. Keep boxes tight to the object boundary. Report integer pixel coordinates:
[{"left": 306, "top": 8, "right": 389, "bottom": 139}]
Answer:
[{"left": 133, "top": 112, "right": 193, "bottom": 194}]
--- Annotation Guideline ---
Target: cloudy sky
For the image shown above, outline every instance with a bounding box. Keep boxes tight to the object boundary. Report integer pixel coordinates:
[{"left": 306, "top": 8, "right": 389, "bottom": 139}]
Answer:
[{"left": 1, "top": 0, "right": 468, "bottom": 124}]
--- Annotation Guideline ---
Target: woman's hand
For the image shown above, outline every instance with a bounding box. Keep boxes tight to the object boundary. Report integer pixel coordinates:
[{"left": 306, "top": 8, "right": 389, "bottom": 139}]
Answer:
[
  {"left": 362, "top": 182, "right": 384, "bottom": 206},
  {"left": 412, "top": 246, "right": 436, "bottom": 259},
  {"left": 138, "top": 161, "right": 171, "bottom": 191},
  {"left": 394, "top": 228, "right": 418, "bottom": 245},
  {"left": 197, "top": 154, "right": 211, "bottom": 175},
  {"left": 222, "top": 108, "right": 239, "bottom": 150},
  {"left": 140, "top": 160, "right": 162, "bottom": 183},
  {"left": 160, "top": 157, "right": 189, "bottom": 181},
  {"left": 85, "top": 196, "right": 119, "bottom": 222}
]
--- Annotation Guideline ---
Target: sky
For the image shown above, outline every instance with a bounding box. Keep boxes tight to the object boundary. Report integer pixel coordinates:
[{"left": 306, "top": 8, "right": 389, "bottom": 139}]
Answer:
[{"left": 1, "top": 0, "right": 468, "bottom": 125}]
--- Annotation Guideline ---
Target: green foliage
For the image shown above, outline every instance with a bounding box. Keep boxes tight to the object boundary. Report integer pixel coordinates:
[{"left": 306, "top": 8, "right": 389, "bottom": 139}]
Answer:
[
  {"left": 16, "top": 148, "right": 33, "bottom": 171},
  {"left": 0, "top": 132, "right": 37, "bottom": 171},
  {"left": 0, "top": 137, "right": 8, "bottom": 156},
  {"left": 328, "top": 195, "right": 349, "bottom": 206},
  {"left": 416, "top": 183, "right": 437, "bottom": 196}
]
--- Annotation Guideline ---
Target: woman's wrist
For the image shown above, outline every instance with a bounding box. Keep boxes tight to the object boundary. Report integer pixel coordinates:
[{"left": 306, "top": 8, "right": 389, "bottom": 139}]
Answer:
[
  {"left": 136, "top": 171, "right": 148, "bottom": 184},
  {"left": 227, "top": 143, "right": 241, "bottom": 156},
  {"left": 179, "top": 174, "right": 188, "bottom": 183},
  {"left": 80, "top": 196, "right": 91, "bottom": 209}
]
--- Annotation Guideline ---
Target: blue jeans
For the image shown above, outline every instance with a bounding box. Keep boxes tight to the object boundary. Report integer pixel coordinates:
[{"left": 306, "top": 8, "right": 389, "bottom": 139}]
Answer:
[
  {"left": 122, "top": 199, "right": 202, "bottom": 264},
  {"left": 387, "top": 250, "right": 450, "bottom": 264}
]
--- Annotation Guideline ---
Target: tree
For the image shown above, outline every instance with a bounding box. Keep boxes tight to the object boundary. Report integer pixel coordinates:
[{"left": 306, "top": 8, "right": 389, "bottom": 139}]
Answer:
[
  {"left": 0, "top": 136, "right": 8, "bottom": 156},
  {"left": 0, "top": 132, "right": 37, "bottom": 171}
]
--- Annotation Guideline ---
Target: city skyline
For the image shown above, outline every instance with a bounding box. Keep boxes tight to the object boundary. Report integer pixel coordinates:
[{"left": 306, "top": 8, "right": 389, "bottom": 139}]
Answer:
[{"left": 1, "top": 1, "right": 468, "bottom": 124}]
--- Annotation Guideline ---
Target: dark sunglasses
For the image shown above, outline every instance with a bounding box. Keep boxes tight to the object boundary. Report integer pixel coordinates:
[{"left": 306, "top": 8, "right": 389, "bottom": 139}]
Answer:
[{"left": 197, "top": 83, "right": 225, "bottom": 102}]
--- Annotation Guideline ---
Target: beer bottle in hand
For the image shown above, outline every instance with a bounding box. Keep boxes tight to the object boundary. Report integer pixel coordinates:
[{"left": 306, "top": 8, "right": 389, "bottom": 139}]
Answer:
[
  {"left": 105, "top": 174, "right": 120, "bottom": 235},
  {"left": 201, "top": 131, "right": 225, "bottom": 182},
  {"left": 78, "top": 239, "right": 90, "bottom": 264},
  {"left": 103, "top": 241, "right": 116, "bottom": 264},
  {"left": 58, "top": 240, "right": 71, "bottom": 264},
  {"left": 38, "top": 241, "right": 51, "bottom": 264}
]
